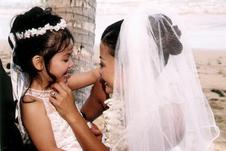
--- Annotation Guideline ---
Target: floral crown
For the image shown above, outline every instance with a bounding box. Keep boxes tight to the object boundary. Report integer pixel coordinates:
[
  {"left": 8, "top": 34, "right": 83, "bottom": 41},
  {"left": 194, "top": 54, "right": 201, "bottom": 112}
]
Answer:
[{"left": 13, "top": 19, "right": 67, "bottom": 40}]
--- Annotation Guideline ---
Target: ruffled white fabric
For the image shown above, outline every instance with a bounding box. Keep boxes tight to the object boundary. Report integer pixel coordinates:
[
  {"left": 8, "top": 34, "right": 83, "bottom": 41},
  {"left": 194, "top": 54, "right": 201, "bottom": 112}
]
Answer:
[
  {"left": 10, "top": 57, "right": 30, "bottom": 142},
  {"left": 102, "top": 98, "right": 127, "bottom": 151}
]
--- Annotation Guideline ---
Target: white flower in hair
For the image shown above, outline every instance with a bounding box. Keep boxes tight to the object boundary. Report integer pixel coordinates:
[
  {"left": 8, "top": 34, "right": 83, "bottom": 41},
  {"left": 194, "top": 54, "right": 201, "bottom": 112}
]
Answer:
[
  {"left": 13, "top": 19, "right": 67, "bottom": 40},
  {"left": 30, "top": 28, "right": 37, "bottom": 37},
  {"left": 24, "top": 31, "right": 31, "bottom": 39},
  {"left": 16, "top": 33, "right": 23, "bottom": 39}
]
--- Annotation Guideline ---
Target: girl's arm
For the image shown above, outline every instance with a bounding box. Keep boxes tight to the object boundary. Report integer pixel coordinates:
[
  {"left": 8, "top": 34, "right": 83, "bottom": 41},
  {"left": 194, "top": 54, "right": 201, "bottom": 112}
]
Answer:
[
  {"left": 67, "top": 68, "right": 100, "bottom": 90},
  {"left": 49, "top": 82, "right": 109, "bottom": 151},
  {"left": 22, "top": 96, "right": 63, "bottom": 151},
  {"left": 81, "top": 78, "right": 109, "bottom": 122}
]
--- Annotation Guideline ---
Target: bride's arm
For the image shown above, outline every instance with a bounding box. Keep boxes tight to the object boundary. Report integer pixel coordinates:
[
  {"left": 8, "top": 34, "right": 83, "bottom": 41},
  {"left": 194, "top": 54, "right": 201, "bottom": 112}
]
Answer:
[
  {"left": 49, "top": 82, "right": 109, "bottom": 151},
  {"left": 81, "top": 79, "right": 109, "bottom": 121},
  {"left": 67, "top": 68, "right": 100, "bottom": 90}
]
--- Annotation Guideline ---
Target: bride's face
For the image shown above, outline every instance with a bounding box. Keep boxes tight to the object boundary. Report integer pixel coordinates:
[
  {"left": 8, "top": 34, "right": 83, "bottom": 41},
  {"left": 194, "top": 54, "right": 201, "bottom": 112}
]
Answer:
[{"left": 99, "top": 42, "right": 115, "bottom": 93}]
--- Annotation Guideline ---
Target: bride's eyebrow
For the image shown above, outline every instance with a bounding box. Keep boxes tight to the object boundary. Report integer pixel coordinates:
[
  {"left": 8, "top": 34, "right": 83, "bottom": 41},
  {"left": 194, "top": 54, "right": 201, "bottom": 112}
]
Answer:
[{"left": 99, "top": 56, "right": 104, "bottom": 60}]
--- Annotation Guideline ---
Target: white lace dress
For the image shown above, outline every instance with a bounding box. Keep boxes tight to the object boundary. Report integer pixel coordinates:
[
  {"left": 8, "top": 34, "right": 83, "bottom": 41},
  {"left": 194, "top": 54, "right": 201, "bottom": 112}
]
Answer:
[
  {"left": 24, "top": 88, "right": 82, "bottom": 151},
  {"left": 102, "top": 97, "right": 127, "bottom": 151}
]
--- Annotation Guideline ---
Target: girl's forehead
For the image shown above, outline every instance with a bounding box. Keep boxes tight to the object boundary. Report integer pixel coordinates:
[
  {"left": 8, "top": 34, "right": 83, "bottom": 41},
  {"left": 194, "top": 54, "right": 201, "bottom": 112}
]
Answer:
[{"left": 61, "top": 43, "right": 74, "bottom": 53}]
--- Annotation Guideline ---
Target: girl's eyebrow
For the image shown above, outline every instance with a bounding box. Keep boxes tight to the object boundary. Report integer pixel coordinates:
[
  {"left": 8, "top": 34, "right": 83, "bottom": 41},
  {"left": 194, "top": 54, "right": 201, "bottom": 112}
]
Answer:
[{"left": 63, "top": 49, "right": 73, "bottom": 56}]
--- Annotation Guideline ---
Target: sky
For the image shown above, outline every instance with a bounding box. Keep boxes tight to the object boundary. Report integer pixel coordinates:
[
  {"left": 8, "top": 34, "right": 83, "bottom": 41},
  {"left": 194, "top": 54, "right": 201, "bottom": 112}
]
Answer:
[
  {"left": 0, "top": 0, "right": 226, "bottom": 50},
  {"left": 95, "top": 0, "right": 226, "bottom": 50}
]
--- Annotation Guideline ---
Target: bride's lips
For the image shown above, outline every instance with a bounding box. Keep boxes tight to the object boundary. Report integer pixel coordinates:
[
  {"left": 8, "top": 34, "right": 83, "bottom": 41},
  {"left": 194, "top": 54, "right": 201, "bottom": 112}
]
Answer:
[{"left": 63, "top": 73, "right": 71, "bottom": 84}]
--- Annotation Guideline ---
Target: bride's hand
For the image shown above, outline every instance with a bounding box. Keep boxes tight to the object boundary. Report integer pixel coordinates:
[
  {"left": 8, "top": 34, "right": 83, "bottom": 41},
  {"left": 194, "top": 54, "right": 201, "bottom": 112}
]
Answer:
[
  {"left": 49, "top": 82, "right": 79, "bottom": 122},
  {"left": 89, "top": 122, "right": 103, "bottom": 142}
]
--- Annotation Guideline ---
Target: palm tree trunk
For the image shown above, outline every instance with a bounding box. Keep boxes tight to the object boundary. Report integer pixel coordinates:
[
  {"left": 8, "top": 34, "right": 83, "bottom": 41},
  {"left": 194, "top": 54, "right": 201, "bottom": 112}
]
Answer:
[{"left": 43, "top": 0, "right": 96, "bottom": 108}]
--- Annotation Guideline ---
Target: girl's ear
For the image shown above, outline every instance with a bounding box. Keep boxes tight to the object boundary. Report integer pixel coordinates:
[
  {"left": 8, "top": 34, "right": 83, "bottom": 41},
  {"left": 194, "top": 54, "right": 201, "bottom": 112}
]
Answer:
[{"left": 32, "top": 55, "right": 44, "bottom": 70}]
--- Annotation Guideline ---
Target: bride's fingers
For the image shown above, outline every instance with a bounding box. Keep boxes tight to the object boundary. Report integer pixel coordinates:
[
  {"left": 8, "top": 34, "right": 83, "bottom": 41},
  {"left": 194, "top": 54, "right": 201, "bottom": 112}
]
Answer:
[
  {"left": 58, "top": 82, "right": 71, "bottom": 93},
  {"left": 50, "top": 90, "right": 64, "bottom": 102},
  {"left": 49, "top": 94, "right": 59, "bottom": 106},
  {"left": 50, "top": 90, "right": 57, "bottom": 98},
  {"left": 51, "top": 83, "right": 67, "bottom": 96}
]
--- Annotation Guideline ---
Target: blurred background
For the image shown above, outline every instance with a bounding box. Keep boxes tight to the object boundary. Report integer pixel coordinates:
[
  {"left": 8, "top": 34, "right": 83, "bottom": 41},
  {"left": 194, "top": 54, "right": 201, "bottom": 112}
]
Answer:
[{"left": 1, "top": 0, "right": 226, "bottom": 49}]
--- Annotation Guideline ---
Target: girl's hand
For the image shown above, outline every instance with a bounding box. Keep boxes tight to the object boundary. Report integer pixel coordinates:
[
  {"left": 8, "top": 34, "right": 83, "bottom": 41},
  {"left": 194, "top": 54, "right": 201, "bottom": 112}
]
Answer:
[{"left": 49, "top": 82, "right": 78, "bottom": 122}]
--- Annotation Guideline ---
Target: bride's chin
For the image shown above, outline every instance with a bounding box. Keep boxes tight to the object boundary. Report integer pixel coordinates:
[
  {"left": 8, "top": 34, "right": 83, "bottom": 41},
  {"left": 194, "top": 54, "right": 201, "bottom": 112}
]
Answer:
[
  {"left": 105, "top": 83, "right": 113, "bottom": 94},
  {"left": 59, "top": 76, "right": 69, "bottom": 85}
]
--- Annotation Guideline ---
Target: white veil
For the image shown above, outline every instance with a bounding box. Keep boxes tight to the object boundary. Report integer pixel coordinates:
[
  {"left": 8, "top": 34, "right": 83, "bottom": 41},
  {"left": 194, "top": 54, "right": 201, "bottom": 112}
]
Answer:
[
  {"left": 112, "top": 8, "right": 219, "bottom": 151},
  {"left": 9, "top": 33, "right": 30, "bottom": 143}
]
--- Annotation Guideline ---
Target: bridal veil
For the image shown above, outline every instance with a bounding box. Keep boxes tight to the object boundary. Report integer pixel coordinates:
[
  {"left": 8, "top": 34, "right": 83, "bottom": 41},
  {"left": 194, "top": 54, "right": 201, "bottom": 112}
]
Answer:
[{"left": 112, "top": 7, "right": 219, "bottom": 151}]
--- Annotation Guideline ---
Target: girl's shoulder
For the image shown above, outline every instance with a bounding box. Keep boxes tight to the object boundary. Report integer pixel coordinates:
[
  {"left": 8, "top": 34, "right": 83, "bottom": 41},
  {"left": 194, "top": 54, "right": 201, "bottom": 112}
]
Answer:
[
  {"left": 22, "top": 95, "right": 39, "bottom": 103},
  {"left": 21, "top": 95, "right": 47, "bottom": 116},
  {"left": 22, "top": 88, "right": 50, "bottom": 103}
]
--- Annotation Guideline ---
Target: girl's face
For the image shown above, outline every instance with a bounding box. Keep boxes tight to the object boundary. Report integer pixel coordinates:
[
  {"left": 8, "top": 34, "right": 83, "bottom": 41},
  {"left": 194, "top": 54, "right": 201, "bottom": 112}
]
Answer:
[
  {"left": 49, "top": 43, "right": 74, "bottom": 84},
  {"left": 100, "top": 42, "right": 115, "bottom": 94}
]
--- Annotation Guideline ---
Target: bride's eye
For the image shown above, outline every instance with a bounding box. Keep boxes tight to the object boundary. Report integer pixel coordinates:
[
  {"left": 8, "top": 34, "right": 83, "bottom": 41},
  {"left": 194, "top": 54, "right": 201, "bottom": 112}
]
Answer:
[{"left": 99, "top": 62, "right": 105, "bottom": 68}]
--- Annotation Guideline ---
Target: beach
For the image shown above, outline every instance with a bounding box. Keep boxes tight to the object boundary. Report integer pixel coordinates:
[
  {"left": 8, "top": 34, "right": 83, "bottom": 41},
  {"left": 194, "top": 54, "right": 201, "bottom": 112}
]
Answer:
[
  {"left": 194, "top": 50, "right": 226, "bottom": 151},
  {"left": 1, "top": 49, "right": 226, "bottom": 150}
]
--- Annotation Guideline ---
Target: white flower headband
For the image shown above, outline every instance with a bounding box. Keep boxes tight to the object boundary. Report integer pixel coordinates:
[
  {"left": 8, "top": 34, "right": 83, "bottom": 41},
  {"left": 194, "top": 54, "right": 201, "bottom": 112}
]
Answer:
[{"left": 13, "top": 19, "right": 67, "bottom": 40}]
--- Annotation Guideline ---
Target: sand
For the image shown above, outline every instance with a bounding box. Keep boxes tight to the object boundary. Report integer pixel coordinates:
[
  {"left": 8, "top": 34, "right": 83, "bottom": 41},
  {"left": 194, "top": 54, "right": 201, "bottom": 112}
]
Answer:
[
  {"left": 1, "top": 49, "right": 226, "bottom": 150},
  {"left": 194, "top": 50, "right": 226, "bottom": 151}
]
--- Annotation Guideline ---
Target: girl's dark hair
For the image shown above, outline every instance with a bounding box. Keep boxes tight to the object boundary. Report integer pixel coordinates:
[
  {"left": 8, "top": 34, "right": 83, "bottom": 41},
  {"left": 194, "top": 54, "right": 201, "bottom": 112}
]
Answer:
[
  {"left": 8, "top": 7, "right": 74, "bottom": 86},
  {"left": 101, "top": 14, "right": 183, "bottom": 64}
]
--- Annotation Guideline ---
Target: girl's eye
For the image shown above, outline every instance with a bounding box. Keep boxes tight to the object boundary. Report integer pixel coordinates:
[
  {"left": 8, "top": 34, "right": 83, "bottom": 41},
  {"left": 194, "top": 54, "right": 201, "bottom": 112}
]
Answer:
[{"left": 63, "top": 58, "right": 69, "bottom": 62}]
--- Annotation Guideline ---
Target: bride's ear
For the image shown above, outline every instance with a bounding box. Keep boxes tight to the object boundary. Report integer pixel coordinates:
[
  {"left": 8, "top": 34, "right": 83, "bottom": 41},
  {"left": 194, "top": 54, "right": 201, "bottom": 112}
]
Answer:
[{"left": 32, "top": 55, "right": 44, "bottom": 71}]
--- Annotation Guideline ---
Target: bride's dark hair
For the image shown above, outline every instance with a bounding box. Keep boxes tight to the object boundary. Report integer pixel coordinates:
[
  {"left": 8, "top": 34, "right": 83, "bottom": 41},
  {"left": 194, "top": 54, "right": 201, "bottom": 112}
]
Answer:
[
  {"left": 149, "top": 14, "right": 183, "bottom": 64},
  {"left": 101, "top": 14, "right": 183, "bottom": 64},
  {"left": 101, "top": 20, "right": 123, "bottom": 57}
]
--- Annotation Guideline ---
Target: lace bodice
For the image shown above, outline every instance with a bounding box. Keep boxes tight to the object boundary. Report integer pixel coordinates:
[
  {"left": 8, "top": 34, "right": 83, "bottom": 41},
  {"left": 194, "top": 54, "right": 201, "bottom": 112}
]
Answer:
[{"left": 24, "top": 88, "right": 82, "bottom": 151}]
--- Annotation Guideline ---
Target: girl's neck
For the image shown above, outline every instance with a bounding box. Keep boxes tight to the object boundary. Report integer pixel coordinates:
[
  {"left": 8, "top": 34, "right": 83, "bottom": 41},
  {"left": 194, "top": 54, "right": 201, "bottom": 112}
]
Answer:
[{"left": 30, "top": 77, "right": 50, "bottom": 91}]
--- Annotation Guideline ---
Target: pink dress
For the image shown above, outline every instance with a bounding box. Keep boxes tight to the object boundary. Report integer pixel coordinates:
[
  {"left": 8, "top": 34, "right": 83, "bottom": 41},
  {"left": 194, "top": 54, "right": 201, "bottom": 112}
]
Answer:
[{"left": 25, "top": 88, "right": 82, "bottom": 151}]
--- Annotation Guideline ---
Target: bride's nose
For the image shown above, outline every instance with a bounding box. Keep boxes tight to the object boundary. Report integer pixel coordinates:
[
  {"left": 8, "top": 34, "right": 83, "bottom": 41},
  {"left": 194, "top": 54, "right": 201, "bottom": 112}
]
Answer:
[{"left": 68, "top": 58, "right": 74, "bottom": 68}]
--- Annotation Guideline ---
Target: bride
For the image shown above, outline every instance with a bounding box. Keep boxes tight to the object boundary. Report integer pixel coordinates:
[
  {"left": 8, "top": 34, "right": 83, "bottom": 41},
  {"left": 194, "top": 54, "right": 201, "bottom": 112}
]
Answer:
[{"left": 50, "top": 7, "right": 219, "bottom": 151}]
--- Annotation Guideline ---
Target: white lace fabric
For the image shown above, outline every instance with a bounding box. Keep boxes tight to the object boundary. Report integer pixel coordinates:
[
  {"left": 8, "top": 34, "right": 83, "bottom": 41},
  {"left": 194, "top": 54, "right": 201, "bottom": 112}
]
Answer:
[
  {"left": 24, "top": 88, "right": 82, "bottom": 151},
  {"left": 102, "top": 98, "right": 127, "bottom": 151}
]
